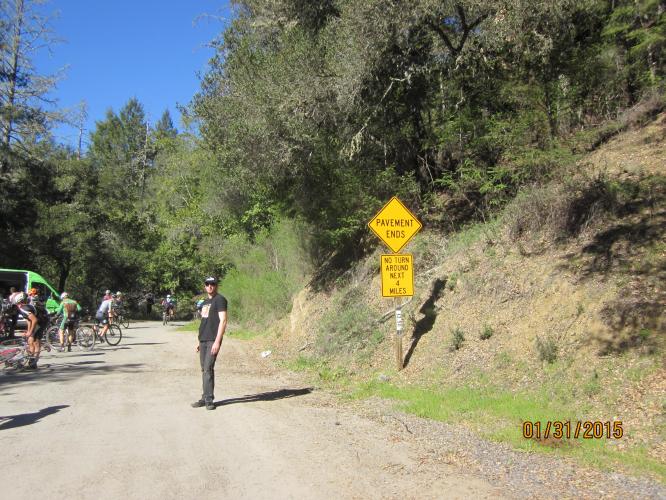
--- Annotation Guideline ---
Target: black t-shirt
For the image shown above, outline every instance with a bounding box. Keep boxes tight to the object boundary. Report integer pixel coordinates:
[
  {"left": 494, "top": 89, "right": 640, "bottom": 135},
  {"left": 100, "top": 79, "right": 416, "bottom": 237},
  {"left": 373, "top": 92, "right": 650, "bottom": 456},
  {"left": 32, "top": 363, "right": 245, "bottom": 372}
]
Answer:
[{"left": 198, "top": 293, "right": 228, "bottom": 342}]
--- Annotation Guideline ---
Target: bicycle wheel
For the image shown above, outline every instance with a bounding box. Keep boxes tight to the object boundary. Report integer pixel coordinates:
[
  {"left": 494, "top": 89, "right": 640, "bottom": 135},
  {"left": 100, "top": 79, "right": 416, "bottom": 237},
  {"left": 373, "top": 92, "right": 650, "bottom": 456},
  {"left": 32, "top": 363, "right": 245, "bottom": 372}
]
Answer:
[
  {"left": 120, "top": 315, "right": 130, "bottom": 329},
  {"left": 105, "top": 324, "right": 122, "bottom": 346},
  {"left": 76, "top": 326, "right": 95, "bottom": 350},
  {"left": 0, "top": 337, "right": 23, "bottom": 347},
  {"left": 44, "top": 325, "right": 62, "bottom": 352}
]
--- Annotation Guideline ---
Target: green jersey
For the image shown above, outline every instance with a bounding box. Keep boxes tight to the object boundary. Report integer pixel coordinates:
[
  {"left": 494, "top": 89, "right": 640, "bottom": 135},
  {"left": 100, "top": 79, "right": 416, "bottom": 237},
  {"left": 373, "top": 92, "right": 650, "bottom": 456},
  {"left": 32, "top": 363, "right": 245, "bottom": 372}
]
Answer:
[{"left": 56, "top": 298, "right": 82, "bottom": 319}]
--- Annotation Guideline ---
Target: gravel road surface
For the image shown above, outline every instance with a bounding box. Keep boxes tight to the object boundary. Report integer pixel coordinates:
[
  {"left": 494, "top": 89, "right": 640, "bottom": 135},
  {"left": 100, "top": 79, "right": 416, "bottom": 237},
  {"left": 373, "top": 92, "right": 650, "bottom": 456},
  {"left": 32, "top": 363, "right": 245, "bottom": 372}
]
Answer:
[{"left": 1, "top": 321, "right": 502, "bottom": 499}]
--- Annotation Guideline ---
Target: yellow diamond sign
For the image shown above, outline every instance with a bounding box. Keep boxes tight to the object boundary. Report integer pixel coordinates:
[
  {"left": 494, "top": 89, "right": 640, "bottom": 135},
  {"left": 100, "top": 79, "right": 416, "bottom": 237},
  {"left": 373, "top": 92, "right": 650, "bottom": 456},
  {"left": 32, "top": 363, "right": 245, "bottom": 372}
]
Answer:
[{"left": 368, "top": 196, "right": 422, "bottom": 253}]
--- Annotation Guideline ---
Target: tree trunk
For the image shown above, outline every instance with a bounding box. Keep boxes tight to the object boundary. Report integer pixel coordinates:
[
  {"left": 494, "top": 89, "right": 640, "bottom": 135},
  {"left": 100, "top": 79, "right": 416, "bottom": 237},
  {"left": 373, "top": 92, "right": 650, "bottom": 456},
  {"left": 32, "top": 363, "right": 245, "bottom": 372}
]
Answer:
[{"left": 58, "top": 259, "right": 71, "bottom": 293}]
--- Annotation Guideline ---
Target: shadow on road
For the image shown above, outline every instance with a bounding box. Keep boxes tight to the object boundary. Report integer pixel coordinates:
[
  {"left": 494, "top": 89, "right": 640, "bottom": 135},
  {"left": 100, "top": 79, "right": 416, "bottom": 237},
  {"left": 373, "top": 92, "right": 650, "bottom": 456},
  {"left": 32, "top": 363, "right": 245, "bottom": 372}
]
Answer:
[
  {"left": 0, "top": 362, "right": 145, "bottom": 389},
  {"left": 70, "top": 352, "right": 106, "bottom": 357},
  {"left": 124, "top": 342, "right": 166, "bottom": 346},
  {"left": 216, "top": 388, "right": 313, "bottom": 407},
  {"left": 0, "top": 405, "right": 69, "bottom": 430}
]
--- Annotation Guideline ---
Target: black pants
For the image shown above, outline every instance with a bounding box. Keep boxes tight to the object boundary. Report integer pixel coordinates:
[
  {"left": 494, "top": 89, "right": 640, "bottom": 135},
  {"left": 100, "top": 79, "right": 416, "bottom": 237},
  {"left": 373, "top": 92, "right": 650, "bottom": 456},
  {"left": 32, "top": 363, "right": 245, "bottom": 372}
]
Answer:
[{"left": 199, "top": 340, "right": 218, "bottom": 403}]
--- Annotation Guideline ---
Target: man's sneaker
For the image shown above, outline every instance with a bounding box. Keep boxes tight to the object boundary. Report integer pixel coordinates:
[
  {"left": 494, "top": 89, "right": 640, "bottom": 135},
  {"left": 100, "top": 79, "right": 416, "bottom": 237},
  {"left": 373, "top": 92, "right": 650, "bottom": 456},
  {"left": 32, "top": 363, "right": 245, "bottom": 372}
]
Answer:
[
  {"left": 205, "top": 402, "right": 216, "bottom": 410},
  {"left": 191, "top": 399, "right": 206, "bottom": 408}
]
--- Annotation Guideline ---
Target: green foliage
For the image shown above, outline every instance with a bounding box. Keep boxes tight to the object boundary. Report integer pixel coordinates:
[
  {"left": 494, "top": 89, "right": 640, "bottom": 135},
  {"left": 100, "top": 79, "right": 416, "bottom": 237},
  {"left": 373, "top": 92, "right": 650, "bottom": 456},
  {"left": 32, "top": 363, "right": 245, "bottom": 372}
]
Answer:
[
  {"left": 603, "top": 0, "right": 666, "bottom": 89},
  {"left": 450, "top": 327, "right": 465, "bottom": 350},
  {"left": 218, "top": 218, "right": 312, "bottom": 328},
  {"left": 316, "top": 288, "right": 382, "bottom": 356},
  {"left": 352, "top": 380, "right": 666, "bottom": 481},
  {"left": 3, "top": 0, "right": 665, "bottom": 324},
  {"left": 480, "top": 325, "right": 494, "bottom": 340},
  {"left": 176, "top": 321, "right": 200, "bottom": 332},
  {"left": 446, "top": 273, "right": 458, "bottom": 291},
  {"left": 190, "top": 0, "right": 666, "bottom": 255}
]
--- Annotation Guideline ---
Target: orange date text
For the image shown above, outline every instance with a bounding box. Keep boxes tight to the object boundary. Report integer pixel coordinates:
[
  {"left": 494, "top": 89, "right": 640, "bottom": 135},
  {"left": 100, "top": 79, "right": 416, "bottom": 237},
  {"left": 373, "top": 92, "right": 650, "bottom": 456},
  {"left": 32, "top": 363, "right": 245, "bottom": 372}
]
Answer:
[{"left": 522, "top": 420, "right": 623, "bottom": 440}]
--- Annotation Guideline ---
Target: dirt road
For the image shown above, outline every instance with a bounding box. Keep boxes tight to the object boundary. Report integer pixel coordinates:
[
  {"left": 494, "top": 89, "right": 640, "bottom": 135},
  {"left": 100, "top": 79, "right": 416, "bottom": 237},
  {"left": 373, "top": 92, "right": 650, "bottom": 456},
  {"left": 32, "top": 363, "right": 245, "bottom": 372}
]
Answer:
[{"left": 1, "top": 321, "right": 502, "bottom": 499}]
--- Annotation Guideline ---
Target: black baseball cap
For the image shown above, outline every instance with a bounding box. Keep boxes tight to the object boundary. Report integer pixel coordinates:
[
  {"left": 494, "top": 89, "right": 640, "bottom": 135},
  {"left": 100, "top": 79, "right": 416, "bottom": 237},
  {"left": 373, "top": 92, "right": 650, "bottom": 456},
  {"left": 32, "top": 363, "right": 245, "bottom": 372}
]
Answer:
[{"left": 204, "top": 276, "right": 218, "bottom": 285}]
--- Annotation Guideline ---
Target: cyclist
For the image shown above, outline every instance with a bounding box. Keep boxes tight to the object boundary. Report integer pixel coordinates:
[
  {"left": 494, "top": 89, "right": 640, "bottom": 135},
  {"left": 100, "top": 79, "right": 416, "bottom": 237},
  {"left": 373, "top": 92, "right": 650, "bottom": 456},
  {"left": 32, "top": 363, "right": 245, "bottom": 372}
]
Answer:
[
  {"left": 12, "top": 292, "right": 49, "bottom": 368},
  {"left": 113, "top": 291, "right": 124, "bottom": 314},
  {"left": 161, "top": 294, "right": 176, "bottom": 321},
  {"left": 55, "top": 292, "right": 81, "bottom": 351},
  {"left": 27, "top": 287, "right": 40, "bottom": 305},
  {"left": 95, "top": 294, "right": 114, "bottom": 341},
  {"left": 195, "top": 297, "right": 205, "bottom": 319}
]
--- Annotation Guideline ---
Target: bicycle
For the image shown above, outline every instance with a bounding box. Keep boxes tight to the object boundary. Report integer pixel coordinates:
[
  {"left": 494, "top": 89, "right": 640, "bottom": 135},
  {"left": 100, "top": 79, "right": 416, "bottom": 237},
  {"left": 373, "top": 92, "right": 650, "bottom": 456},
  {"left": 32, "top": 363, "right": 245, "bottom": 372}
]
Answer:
[
  {"left": 0, "top": 336, "right": 36, "bottom": 370},
  {"left": 162, "top": 304, "right": 176, "bottom": 325},
  {"left": 114, "top": 309, "right": 130, "bottom": 329},
  {"left": 79, "top": 321, "right": 122, "bottom": 346},
  {"left": 0, "top": 300, "right": 17, "bottom": 339},
  {"left": 44, "top": 319, "right": 95, "bottom": 352}
]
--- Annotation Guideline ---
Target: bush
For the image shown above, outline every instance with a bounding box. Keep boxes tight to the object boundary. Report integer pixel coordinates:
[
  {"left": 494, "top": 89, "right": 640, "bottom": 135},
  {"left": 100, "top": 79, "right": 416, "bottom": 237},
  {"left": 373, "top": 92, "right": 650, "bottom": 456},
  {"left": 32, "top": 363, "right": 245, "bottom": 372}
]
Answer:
[
  {"left": 316, "top": 288, "right": 381, "bottom": 356},
  {"left": 219, "top": 218, "right": 312, "bottom": 328},
  {"left": 451, "top": 327, "right": 465, "bottom": 350},
  {"left": 480, "top": 324, "right": 494, "bottom": 340},
  {"left": 505, "top": 174, "right": 625, "bottom": 242},
  {"left": 535, "top": 335, "right": 559, "bottom": 364}
]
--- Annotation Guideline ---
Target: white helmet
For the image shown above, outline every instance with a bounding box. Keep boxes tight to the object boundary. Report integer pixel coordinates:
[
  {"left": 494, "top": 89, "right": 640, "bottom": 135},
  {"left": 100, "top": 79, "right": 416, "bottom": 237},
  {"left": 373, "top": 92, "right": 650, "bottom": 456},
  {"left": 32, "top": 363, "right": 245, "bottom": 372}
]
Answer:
[
  {"left": 60, "top": 292, "right": 69, "bottom": 299},
  {"left": 166, "top": 294, "right": 171, "bottom": 298}
]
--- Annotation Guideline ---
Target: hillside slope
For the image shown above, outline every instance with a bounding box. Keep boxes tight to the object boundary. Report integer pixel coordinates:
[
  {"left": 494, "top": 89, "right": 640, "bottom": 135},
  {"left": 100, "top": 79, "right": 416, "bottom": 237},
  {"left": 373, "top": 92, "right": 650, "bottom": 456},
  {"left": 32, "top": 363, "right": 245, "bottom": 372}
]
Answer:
[{"left": 270, "top": 112, "right": 665, "bottom": 479}]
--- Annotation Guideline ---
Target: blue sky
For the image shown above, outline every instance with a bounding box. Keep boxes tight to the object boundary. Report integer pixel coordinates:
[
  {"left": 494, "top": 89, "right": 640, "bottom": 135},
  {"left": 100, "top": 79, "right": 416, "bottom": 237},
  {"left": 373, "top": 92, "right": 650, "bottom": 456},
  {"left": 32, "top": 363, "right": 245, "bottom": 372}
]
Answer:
[{"left": 34, "top": 0, "right": 233, "bottom": 148}]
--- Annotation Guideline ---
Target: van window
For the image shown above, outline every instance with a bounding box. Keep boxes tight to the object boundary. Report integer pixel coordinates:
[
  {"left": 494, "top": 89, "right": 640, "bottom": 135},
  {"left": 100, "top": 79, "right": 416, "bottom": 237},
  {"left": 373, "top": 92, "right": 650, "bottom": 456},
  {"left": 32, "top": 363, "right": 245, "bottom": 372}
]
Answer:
[
  {"left": 31, "top": 282, "right": 53, "bottom": 302},
  {"left": 0, "top": 271, "right": 27, "bottom": 299}
]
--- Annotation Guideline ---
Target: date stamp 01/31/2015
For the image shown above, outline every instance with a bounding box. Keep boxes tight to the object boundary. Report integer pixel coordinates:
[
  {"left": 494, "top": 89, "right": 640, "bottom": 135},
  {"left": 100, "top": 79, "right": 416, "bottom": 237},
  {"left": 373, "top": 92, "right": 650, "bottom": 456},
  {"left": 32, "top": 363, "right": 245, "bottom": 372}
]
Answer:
[{"left": 522, "top": 420, "right": 624, "bottom": 440}]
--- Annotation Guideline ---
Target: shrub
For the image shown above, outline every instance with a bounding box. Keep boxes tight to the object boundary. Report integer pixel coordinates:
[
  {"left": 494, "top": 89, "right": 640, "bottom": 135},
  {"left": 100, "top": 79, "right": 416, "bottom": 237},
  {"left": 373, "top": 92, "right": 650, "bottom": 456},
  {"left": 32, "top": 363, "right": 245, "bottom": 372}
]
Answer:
[
  {"left": 451, "top": 327, "right": 465, "bottom": 350},
  {"left": 447, "top": 273, "right": 458, "bottom": 291},
  {"left": 480, "top": 324, "right": 494, "bottom": 340},
  {"left": 505, "top": 174, "right": 625, "bottom": 242},
  {"left": 316, "top": 288, "right": 381, "bottom": 356},
  {"left": 219, "top": 218, "right": 312, "bottom": 328},
  {"left": 535, "top": 335, "right": 558, "bottom": 364}
]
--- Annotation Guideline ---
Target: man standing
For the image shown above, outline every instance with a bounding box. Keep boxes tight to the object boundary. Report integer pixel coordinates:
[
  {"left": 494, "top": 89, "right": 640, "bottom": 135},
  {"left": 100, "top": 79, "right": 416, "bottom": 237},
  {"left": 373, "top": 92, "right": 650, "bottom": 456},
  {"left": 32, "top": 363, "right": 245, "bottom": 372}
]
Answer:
[{"left": 192, "top": 276, "right": 227, "bottom": 410}]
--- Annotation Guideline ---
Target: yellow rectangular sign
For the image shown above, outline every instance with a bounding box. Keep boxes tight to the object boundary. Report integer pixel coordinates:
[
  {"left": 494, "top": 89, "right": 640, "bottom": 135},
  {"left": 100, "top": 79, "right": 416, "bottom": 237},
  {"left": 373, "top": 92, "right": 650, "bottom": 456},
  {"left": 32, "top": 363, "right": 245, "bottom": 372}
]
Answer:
[{"left": 381, "top": 254, "right": 413, "bottom": 297}]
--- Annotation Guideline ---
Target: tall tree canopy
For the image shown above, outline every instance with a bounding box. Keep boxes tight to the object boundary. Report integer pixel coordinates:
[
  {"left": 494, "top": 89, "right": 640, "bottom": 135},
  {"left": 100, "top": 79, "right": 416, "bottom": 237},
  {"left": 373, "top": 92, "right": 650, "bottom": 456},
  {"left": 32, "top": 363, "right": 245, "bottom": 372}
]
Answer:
[{"left": 191, "top": 0, "right": 664, "bottom": 257}]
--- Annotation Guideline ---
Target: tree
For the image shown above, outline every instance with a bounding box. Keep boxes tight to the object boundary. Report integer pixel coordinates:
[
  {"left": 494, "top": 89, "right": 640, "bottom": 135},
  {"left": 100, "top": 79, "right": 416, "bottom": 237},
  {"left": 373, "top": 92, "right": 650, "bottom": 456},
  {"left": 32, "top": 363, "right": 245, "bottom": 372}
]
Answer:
[
  {"left": 0, "top": 0, "right": 62, "bottom": 170},
  {"left": 154, "top": 109, "right": 177, "bottom": 140},
  {"left": 89, "top": 98, "right": 151, "bottom": 200}
]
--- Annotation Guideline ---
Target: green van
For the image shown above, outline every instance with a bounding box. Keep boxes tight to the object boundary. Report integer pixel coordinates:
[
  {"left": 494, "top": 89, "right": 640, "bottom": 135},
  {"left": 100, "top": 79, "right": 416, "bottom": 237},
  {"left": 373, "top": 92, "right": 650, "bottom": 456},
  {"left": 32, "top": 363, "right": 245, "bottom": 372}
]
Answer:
[{"left": 0, "top": 268, "right": 61, "bottom": 313}]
